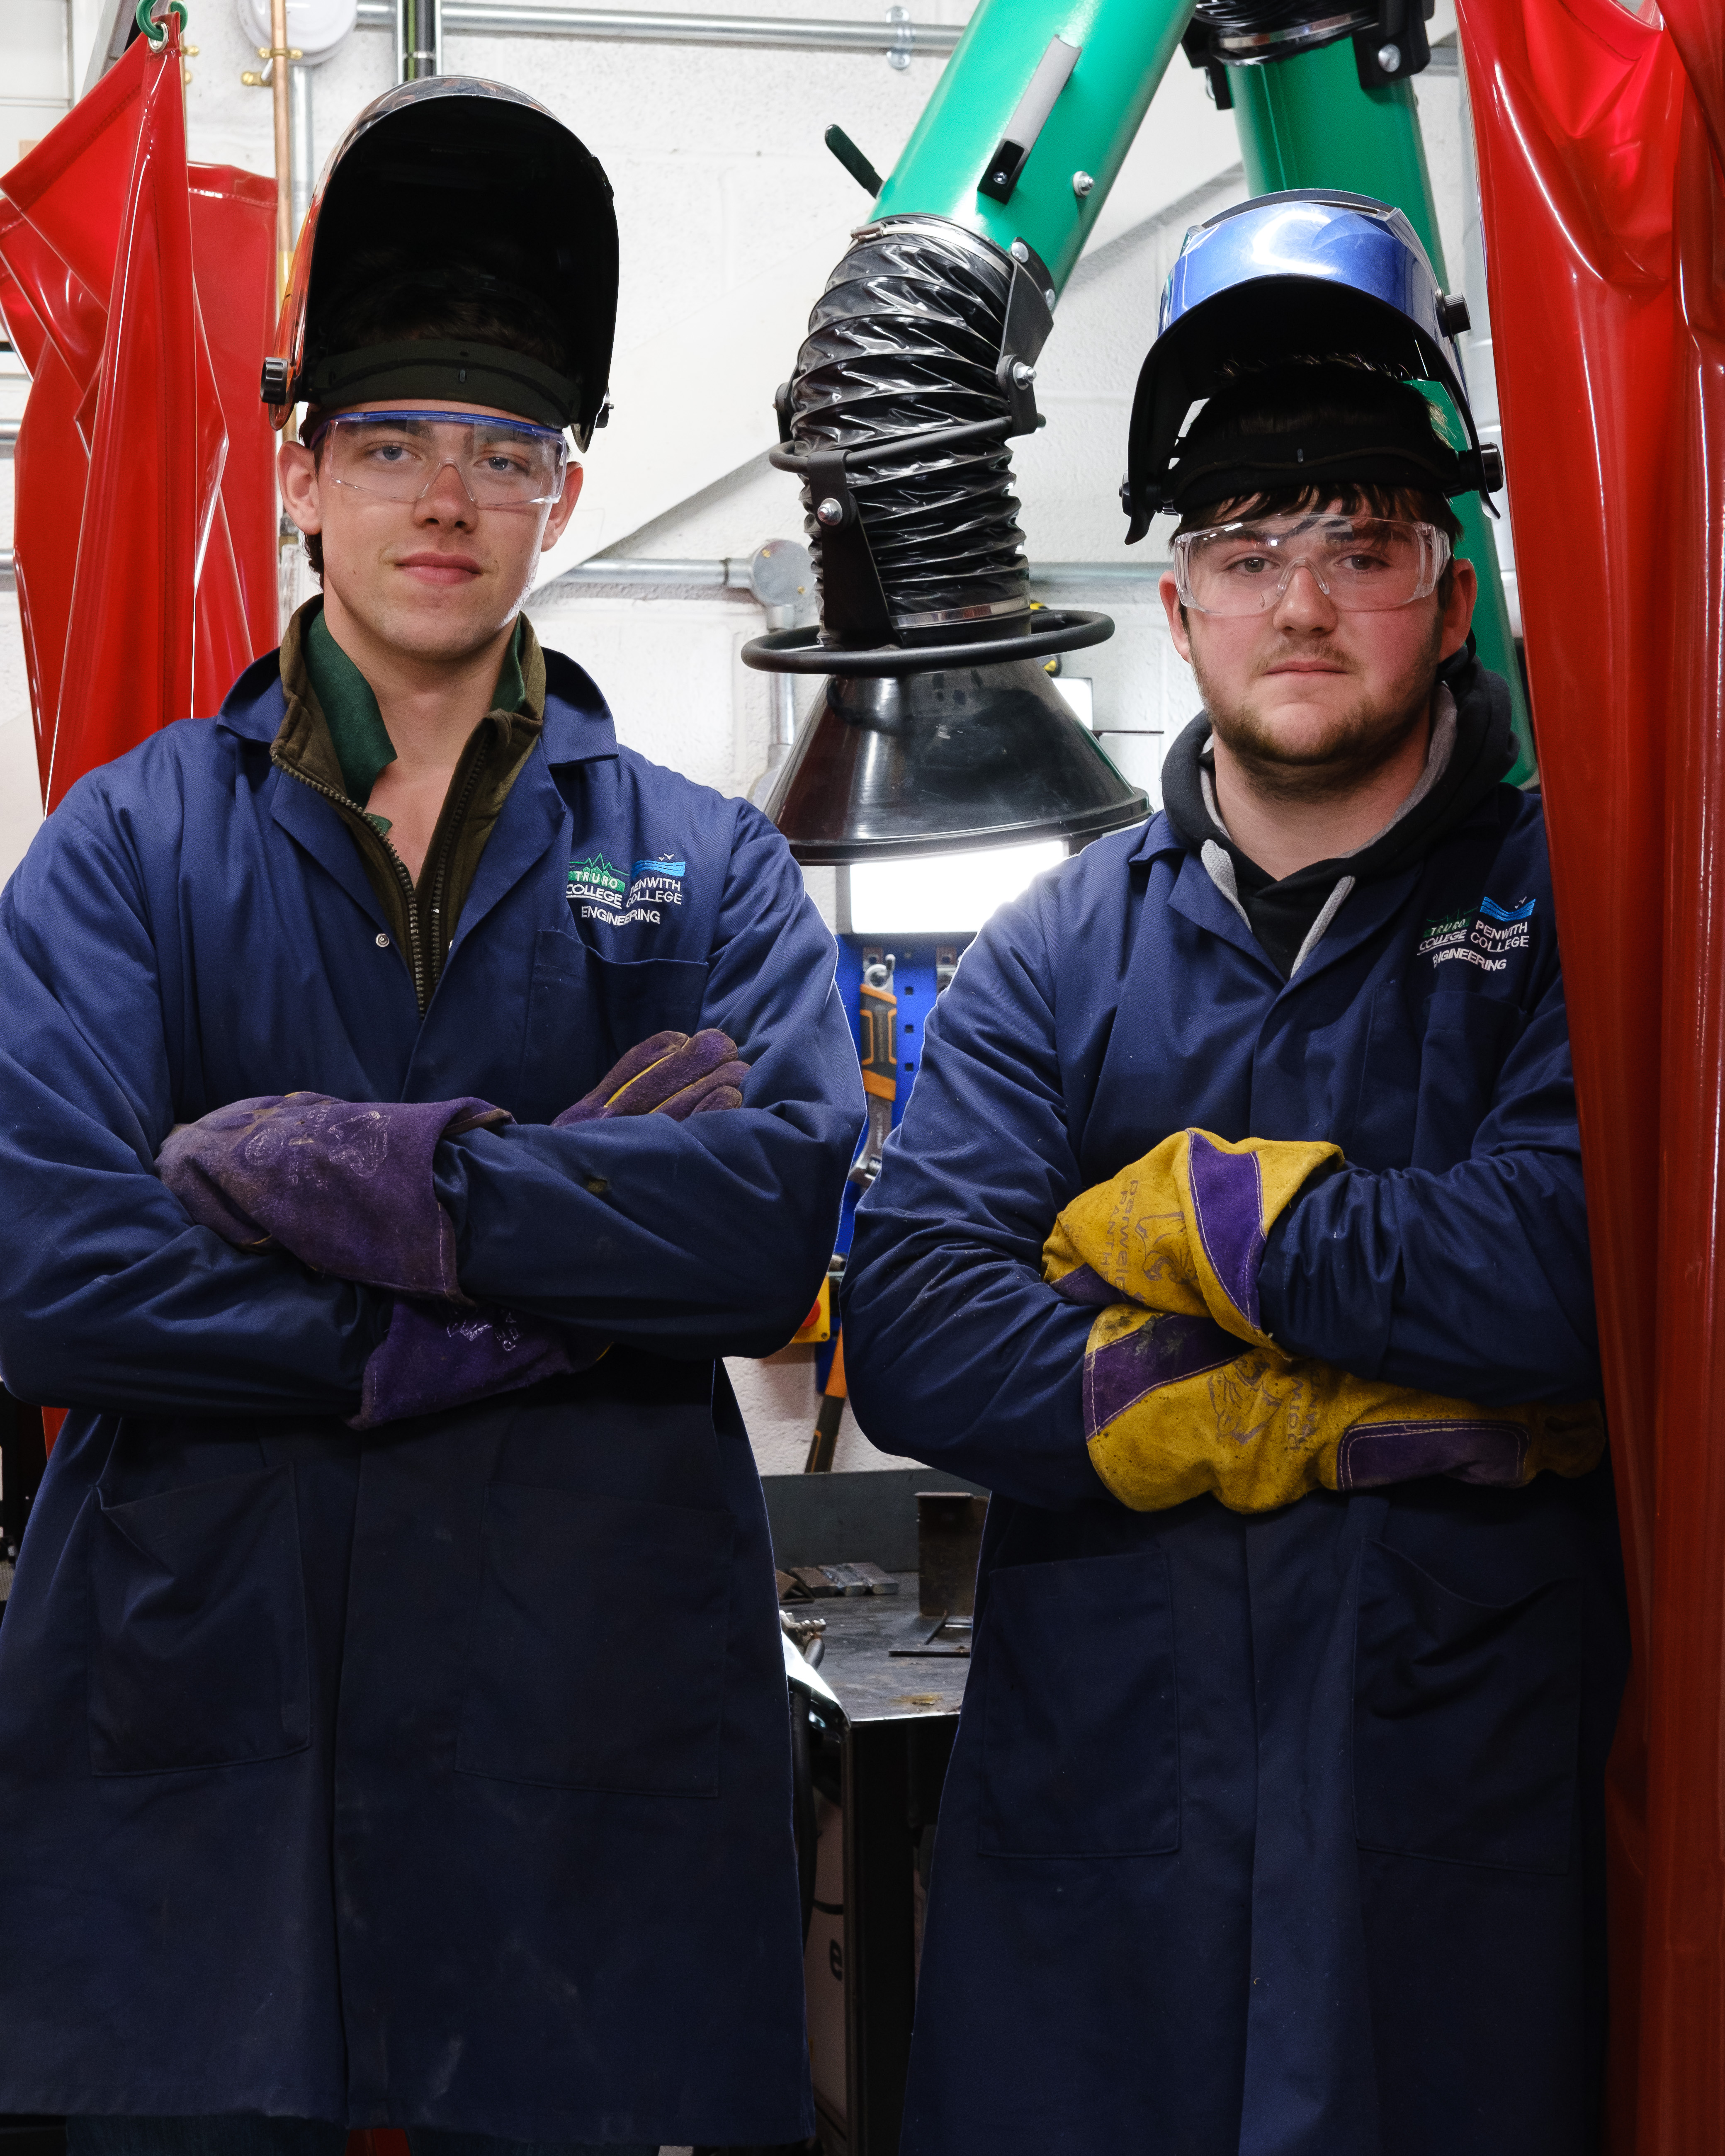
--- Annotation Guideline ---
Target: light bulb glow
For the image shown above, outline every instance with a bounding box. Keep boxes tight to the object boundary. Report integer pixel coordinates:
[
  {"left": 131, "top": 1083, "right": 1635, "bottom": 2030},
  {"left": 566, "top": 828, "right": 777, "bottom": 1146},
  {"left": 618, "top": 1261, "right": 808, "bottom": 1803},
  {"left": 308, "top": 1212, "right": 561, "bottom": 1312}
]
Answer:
[{"left": 845, "top": 839, "right": 1068, "bottom": 936}]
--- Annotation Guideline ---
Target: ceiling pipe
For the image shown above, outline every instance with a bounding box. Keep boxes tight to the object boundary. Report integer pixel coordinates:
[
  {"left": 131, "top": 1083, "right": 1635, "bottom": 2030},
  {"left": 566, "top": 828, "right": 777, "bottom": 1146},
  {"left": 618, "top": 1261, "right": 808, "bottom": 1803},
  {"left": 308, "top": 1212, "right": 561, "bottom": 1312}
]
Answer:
[
  {"left": 395, "top": 0, "right": 443, "bottom": 77},
  {"left": 0, "top": 549, "right": 1170, "bottom": 600},
  {"left": 537, "top": 555, "right": 1168, "bottom": 594},
  {"left": 69, "top": 0, "right": 942, "bottom": 85},
  {"left": 355, "top": 0, "right": 960, "bottom": 53},
  {"left": 270, "top": 0, "right": 294, "bottom": 288},
  {"left": 290, "top": 64, "right": 316, "bottom": 233}
]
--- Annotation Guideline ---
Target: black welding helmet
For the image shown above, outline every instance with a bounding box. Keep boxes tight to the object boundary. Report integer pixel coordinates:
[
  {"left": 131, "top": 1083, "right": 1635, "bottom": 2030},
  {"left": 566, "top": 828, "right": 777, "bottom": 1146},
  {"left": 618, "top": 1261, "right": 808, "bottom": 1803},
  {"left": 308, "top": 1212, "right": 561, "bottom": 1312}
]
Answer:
[
  {"left": 263, "top": 76, "right": 617, "bottom": 448},
  {"left": 1121, "top": 189, "right": 1500, "bottom": 541}
]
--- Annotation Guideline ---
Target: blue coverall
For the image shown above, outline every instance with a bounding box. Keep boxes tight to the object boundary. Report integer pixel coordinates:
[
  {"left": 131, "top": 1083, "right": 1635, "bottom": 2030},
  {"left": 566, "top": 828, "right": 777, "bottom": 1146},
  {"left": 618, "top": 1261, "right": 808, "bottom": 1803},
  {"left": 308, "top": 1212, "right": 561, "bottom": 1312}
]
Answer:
[
  {"left": 0, "top": 646, "right": 862, "bottom": 2147},
  {"left": 844, "top": 741, "right": 1627, "bottom": 2156}
]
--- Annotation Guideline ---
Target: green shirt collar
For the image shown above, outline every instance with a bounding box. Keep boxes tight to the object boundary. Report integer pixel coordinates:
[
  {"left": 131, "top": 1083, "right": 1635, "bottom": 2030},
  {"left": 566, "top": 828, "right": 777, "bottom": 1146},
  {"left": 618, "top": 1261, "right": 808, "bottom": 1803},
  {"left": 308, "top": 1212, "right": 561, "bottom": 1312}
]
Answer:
[
  {"left": 304, "top": 608, "right": 396, "bottom": 806},
  {"left": 493, "top": 620, "right": 528, "bottom": 717},
  {"left": 302, "top": 606, "right": 533, "bottom": 808}
]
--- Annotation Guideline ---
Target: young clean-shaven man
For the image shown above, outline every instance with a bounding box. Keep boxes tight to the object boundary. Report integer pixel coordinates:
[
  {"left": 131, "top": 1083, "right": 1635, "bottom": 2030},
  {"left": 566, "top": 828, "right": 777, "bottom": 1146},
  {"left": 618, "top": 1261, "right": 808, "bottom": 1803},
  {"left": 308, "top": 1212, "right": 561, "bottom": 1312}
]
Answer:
[
  {"left": 0, "top": 78, "right": 859, "bottom": 2156},
  {"left": 844, "top": 193, "right": 1625, "bottom": 2156}
]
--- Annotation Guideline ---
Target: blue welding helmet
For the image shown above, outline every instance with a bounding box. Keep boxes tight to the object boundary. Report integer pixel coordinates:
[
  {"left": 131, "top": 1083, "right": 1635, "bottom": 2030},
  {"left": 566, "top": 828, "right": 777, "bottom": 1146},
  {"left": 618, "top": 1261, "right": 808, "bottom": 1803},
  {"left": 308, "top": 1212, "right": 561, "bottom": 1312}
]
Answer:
[{"left": 1121, "top": 189, "right": 1501, "bottom": 541}]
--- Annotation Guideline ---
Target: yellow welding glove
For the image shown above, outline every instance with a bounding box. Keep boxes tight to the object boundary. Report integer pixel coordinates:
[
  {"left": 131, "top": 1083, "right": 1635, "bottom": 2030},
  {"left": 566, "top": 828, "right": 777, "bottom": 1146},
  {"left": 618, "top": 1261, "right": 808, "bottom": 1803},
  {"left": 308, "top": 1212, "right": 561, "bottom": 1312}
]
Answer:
[
  {"left": 1042, "top": 1126, "right": 1339, "bottom": 1350},
  {"left": 1043, "top": 1130, "right": 1605, "bottom": 1515},
  {"left": 1064, "top": 1304, "right": 1604, "bottom": 1512}
]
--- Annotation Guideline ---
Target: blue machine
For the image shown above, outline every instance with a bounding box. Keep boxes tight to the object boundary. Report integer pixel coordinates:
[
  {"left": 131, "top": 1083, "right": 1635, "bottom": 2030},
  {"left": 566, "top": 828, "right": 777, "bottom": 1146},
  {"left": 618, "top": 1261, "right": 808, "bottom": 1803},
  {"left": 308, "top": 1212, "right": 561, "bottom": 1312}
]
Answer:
[{"left": 819, "top": 935, "right": 972, "bottom": 1394}]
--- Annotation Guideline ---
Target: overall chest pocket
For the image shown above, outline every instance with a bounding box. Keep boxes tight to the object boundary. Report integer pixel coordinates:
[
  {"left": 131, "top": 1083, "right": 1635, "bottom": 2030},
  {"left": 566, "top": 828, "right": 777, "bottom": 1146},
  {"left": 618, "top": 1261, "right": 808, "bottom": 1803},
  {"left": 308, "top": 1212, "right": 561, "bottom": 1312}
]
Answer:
[
  {"left": 1351, "top": 983, "right": 1530, "bottom": 1168},
  {"left": 1353, "top": 1540, "right": 1582, "bottom": 1872},
  {"left": 456, "top": 1484, "right": 734, "bottom": 1795},
  {"left": 519, "top": 931, "right": 711, "bottom": 1122},
  {"left": 87, "top": 1466, "right": 311, "bottom": 1775},
  {"left": 978, "top": 1549, "right": 1180, "bottom": 1857}
]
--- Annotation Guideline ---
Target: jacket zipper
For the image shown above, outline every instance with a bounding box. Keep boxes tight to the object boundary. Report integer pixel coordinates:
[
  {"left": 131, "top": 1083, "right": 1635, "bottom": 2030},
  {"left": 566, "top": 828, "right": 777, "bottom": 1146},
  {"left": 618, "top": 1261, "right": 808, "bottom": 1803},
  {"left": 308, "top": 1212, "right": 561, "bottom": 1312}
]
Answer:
[
  {"left": 275, "top": 758, "right": 429, "bottom": 1012},
  {"left": 424, "top": 744, "right": 489, "bottom": 997}
]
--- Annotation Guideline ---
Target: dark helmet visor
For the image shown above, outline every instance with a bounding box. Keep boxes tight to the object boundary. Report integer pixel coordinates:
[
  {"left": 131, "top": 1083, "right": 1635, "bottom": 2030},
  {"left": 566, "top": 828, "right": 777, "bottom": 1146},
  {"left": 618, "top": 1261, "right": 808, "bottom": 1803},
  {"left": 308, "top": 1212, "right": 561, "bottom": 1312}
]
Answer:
[{"left": 266, "top": 77, "right": 617, "bottom": 449}]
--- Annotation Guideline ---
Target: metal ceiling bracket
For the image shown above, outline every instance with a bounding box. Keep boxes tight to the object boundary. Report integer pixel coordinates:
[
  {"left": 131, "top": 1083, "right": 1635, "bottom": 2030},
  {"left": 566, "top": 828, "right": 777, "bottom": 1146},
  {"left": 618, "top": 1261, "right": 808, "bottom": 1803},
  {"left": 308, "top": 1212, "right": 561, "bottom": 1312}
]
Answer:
[
  {"left": 769, "top": 410, "right": 1027, "bottom": 654},
  {"left": 802, "top": 449, "right": 895, "bottom": 647},
  {"left": 1351, "top": 0, "right": 1431, "bottom": 87},
  {"left": 994, "top": 243, "right": 1056, "bottom": 434}
]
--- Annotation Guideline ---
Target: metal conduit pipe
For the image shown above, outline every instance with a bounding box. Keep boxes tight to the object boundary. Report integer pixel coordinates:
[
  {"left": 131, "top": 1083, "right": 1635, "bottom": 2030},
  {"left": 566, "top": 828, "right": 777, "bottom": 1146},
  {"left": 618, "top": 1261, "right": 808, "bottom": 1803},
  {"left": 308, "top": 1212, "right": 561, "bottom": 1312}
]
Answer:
[
  {"left": 0, "top": 549, "right": 1167, "bottom": 618},
  {"left": 537, "top": 556, "right": 1168, "bottom": 593},
  {"left": 358, "top": 0, "right": 960, "bottom": 53},
  {"left": 542, "top": 557, "right": 755, "bottom": 591},
  {"left": 531, "top": 551, "right": 1162, "bottom": 814},
  {"left": 396, "top": 0, "right": 443, "bottom": 76},
  {"left": 289, "top": 66, "right": 316, "bottom": 233}
]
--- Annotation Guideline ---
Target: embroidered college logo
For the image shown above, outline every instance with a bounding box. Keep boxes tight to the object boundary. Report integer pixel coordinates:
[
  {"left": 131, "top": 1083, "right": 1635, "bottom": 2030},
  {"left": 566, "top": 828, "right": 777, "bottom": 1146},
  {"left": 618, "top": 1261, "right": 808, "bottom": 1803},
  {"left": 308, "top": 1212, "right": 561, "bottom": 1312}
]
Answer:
[
  {"left": 568, "top": 849, "right": 687, "bottom": 929},
  {"left": 567, "top": 854, "right": 626, "bottom": 907},
  {"left": 1416, "top": 909, "right": 1470, "bottom": 955},
  {"left": 1417, "top": 894, "right": 1536, "bottom": 974},
  {"left": 627, "top": 856, "right": 687, "bottom": 909}
]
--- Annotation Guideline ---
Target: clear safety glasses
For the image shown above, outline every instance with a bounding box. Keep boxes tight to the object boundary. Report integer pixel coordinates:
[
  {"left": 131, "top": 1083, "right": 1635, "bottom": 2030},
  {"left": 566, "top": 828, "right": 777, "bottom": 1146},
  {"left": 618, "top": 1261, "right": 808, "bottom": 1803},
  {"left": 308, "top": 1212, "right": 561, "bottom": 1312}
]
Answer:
[
  {"left": 1172, "top": 514, "right": 1452, "bottom": 616},
  {"left": 308, "top": 409, "right": 571, "bottom": 510}
]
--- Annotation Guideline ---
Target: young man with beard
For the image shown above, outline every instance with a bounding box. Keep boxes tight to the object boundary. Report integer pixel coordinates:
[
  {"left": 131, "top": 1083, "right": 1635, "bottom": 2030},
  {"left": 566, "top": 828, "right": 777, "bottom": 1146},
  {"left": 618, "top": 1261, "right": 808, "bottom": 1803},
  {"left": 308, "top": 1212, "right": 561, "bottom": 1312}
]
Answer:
[
  {"left": 843, "top": 194, "right": 1624, "bottom": 2156},
  {"left": 0, "top": 78, "right": 857, "bottom": 2156}
]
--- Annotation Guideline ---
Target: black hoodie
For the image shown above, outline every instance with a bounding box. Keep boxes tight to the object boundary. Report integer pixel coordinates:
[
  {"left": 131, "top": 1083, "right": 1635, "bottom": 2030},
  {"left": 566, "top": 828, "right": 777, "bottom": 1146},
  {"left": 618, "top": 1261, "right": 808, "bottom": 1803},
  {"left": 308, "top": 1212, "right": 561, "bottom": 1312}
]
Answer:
[{"left": 1159, "top": 650, "right": 1521, "bottom": 978}]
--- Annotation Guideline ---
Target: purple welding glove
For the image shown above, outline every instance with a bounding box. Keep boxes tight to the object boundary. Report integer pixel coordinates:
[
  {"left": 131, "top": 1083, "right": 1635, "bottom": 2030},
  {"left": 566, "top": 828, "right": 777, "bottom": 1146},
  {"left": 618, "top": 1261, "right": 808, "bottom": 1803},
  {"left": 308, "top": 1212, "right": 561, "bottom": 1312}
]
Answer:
[
  {"left": 348, "top": 1297, "right": 608, "bottom": 1430},
  {"left": 157, "top": 1092, "right": 511, "bottom": 1299},
  {"left": 553, "top": 1028, "right": 749, "bottom": 1125}
]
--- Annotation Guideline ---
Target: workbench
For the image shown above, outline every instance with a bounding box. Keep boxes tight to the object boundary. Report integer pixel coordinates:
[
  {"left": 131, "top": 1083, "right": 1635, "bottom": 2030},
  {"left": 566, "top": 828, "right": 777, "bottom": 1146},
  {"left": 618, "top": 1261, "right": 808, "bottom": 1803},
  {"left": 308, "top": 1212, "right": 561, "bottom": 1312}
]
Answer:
[{"left": 793, "top": 1576, "right": 971, "bottom": 2156}]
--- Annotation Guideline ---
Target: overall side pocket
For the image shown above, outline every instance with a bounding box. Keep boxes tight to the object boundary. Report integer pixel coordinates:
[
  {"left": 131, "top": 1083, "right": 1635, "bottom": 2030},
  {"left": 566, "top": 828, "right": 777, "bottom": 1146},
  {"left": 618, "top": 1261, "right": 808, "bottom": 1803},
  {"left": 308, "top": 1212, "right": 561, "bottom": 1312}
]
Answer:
[
  {"left": 87, "top": 1465, "right": 311, "bottom": 1775},
  {"left": 1353, "top": 1539, "right": 1582, "bottom": 1872},
  {"left": 978, "top": 1548, "right": 1180, "bottom": 1857},
  {"left": 456, "top": 1483, "right": 734, "bottom": 1795}
]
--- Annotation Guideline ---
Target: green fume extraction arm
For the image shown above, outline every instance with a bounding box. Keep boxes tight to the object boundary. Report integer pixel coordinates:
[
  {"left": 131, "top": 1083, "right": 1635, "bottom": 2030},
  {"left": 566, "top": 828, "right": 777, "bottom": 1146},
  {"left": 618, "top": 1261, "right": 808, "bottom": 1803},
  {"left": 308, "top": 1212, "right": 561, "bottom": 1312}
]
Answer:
[
  {"left": 748, "top": 0, "right": 1529, "bottom": 863},
  {"left": 873, "top": 0, "right": 1190, "bottom": 285}
]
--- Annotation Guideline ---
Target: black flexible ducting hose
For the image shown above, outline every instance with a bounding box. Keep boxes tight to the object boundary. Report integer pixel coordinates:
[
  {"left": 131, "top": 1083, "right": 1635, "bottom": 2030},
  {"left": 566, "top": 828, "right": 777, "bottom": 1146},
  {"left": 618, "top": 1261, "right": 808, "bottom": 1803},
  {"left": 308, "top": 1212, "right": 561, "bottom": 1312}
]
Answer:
[{"left": 787, "top": 215, "right": 1030, "bottom": 643}]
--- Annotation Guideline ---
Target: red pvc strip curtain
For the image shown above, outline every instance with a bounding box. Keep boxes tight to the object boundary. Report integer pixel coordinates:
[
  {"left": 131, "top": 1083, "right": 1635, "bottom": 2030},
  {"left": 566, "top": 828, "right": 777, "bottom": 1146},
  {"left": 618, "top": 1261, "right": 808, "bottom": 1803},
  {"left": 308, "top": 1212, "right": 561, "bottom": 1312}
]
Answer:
[
  {"left": 0, "top": 21, "right": 277, "bottom": 814},
  {"left": 0, "top": 25, "right": 277, "bottom": 1455},
  {"left": 1452, "top": 0, "right": 1725, "bottom": 2144}
]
